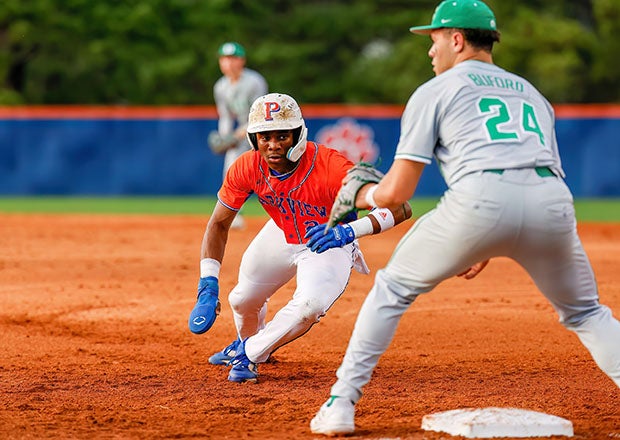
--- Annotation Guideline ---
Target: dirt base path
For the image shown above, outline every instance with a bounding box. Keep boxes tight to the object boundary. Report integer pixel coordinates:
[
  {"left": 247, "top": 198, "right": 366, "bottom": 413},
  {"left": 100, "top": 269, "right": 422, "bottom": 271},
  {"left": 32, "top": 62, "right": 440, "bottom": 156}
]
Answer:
[{"left": 1, "top": 214, "right": 618, "bottom": 439}]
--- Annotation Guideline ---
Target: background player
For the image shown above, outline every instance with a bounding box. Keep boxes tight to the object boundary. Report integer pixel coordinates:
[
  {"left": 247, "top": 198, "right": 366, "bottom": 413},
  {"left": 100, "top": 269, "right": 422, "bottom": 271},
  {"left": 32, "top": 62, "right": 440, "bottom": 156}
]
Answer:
[
  {"left": 188, "top": 92, "right": 412, "bottom": 383},
  {"left": 309, "top": 0, "right": 620, "bottom": 435},
  {"left": 210, "top": 42, "right": 268, "bottom": 229}
]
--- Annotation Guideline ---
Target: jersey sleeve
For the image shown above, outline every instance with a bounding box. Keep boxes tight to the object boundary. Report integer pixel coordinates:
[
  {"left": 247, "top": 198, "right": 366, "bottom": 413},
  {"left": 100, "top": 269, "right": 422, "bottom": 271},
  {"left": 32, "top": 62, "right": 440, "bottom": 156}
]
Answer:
[
  {"left": 325, "top": 148, "right": 354, "bottom": 200},
  {"left": 394, "top": 84, "right": 438, "bottom": 164},
  {"left": 328, "top": 150, "right": 359, "bottom": 223},
  {"left": 217, "top": 152, "right": 254, "bottom": 210}
]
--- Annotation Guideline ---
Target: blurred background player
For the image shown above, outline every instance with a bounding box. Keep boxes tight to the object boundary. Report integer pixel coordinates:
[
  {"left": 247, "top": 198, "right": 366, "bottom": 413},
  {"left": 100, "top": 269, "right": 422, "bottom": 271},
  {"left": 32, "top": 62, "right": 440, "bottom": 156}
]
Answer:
[
  {"left": 309, "top": 0, "right": 620, "bottom": 435},
  {"left": 209, "top": 41, "right": 268, "bottom": 229},
  {"left": 188, "top": 92, "right": 412, "bottom": 383}
]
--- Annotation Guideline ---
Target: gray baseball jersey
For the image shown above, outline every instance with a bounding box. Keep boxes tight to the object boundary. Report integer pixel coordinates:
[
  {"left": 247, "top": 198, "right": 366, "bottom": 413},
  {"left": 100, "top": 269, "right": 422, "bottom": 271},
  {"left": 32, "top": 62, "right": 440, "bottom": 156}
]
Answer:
[
  {"left": 395, "top": 60, "right": 565, "bottom": 184},
  {"left": 214, "top": 68, "right": 268, "bottom": 174},
  {"left": 327, "top": 60, "right": 620, "bottom": 403}
]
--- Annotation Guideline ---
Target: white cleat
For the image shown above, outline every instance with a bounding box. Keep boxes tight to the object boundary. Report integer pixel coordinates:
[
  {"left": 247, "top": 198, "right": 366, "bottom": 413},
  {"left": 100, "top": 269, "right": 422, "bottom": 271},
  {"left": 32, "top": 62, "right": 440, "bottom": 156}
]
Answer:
[{"left": 310, "top": 396, "right": 355, "bottom": 436}]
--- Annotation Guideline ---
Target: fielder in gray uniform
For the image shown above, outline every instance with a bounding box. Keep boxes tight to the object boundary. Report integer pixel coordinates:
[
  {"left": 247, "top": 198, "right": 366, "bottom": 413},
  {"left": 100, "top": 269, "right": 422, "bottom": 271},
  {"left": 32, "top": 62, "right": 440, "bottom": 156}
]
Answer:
[
  {"left": 211, "top": 42, "right": 268, "bottom": 229},
  {"left": 309, "top": 0, "right": 620, "bottom": 435}
]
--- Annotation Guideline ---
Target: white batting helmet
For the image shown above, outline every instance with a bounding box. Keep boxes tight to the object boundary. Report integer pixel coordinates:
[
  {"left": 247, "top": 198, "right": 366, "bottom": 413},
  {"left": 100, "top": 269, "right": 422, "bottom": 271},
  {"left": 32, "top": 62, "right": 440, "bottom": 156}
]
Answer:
[{"left": 246, "top": 93, "right": 308, "bottom": 162}]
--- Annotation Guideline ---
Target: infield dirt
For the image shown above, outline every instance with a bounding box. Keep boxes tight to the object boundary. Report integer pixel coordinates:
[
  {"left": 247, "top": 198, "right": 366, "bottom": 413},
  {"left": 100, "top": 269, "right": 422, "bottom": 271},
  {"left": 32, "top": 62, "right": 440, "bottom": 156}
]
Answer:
[{"left": 1, "top": 214, "right": 618, "bottom": 439}]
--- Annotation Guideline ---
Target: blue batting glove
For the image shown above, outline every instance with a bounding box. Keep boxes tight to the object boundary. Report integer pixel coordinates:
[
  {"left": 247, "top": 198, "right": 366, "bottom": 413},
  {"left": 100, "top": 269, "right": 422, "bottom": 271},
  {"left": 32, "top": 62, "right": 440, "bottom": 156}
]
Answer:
[
  {"left": 188, "top": 276, "right": 221, "bottom": 334},
  {"left": 305, "top": 223, "right": 355, "bottom": 254}
]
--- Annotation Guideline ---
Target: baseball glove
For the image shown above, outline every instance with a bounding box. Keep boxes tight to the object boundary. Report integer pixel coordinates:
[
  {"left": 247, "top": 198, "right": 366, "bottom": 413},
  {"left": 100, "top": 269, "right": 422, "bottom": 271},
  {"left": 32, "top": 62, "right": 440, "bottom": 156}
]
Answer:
[
  {"left": 326, "top": 162, "right": 384, "bottom": 228},
  {"left": 208, "top": 130, "right": 239, "bottom": 155}
]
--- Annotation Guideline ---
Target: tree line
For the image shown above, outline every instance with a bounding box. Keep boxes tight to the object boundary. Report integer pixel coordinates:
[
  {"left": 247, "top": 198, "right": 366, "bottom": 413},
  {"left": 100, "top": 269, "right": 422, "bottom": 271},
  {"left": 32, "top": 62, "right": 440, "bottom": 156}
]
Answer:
[{"left": 0, "top": 0, "right": 618, "bottom": 105}]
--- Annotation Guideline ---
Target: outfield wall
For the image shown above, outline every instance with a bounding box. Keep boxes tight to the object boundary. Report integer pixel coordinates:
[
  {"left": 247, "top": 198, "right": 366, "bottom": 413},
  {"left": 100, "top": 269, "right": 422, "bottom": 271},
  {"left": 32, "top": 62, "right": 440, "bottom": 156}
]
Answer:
[{"left": 0, "top": 105, "right": 618, "bottom": 197}]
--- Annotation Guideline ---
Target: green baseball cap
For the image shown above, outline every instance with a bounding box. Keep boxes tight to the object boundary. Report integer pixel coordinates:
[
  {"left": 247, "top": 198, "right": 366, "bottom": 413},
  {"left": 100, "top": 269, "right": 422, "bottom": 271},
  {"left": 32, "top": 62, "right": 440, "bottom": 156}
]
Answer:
[
  {"left": 409, "top": 0, "right": 497, "bottom": 35},
  {"left": 218, "top": 42, "right": 246, "bottom": 57}
]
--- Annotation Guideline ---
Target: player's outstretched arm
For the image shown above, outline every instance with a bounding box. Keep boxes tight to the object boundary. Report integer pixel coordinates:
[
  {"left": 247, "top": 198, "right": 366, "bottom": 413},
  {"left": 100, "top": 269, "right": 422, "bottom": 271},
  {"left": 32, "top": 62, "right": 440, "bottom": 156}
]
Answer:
[
  {"left": 188, "top": 202, "right": 238, "bottom": 334},
  {"left": 356, "top": 159, "right": 425, "bottom": 211},
  {"left": 305, "top": 203, "right": 412, "bottom": 254},
  {"left": 326, "top": 159, "right": 424, "bottom": 229}
]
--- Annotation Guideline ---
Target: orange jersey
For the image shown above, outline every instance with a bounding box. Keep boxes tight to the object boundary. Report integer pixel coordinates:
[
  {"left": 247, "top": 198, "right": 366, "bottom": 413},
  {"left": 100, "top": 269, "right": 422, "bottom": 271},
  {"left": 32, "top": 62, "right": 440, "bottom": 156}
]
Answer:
[{"left": 218, "top": 142, "right": 354, "bottom": 244}]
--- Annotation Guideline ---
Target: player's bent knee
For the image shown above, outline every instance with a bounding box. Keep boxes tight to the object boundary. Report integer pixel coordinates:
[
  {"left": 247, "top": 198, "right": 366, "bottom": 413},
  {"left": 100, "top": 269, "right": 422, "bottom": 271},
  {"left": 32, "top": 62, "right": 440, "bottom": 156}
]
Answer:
[{"left": 228, "top": 288, "right": 265, "bottom": 314}]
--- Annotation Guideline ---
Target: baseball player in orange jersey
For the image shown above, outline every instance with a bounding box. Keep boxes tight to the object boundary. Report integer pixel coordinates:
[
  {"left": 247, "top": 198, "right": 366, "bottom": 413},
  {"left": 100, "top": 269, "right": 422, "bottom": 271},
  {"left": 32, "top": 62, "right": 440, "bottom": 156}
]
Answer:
[{"left": 187, "top": 93, "right": 412, "bottom": 382}]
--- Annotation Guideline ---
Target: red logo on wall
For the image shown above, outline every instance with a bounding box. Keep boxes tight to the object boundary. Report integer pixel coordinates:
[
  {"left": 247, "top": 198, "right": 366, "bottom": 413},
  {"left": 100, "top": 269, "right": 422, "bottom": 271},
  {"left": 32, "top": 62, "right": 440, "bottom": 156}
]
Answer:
[{"left": 316, "top": 118, "right": 379, "bottom": 163}]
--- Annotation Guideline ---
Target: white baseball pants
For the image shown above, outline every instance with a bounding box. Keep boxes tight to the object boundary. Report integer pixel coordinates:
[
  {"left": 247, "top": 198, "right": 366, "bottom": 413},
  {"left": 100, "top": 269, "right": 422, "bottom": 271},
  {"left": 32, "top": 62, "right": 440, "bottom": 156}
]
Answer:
[
  {"left": 229, "top": 219, "right": 362, "bottom": 363},
  {"left": 330, "top": 168, "right": 620, "bottom": 402}
]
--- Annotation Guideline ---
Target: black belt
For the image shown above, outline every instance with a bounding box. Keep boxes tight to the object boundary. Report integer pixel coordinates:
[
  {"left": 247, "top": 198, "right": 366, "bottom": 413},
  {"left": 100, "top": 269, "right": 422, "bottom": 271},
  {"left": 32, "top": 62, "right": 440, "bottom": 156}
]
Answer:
[{"left": 484, "top": 167, "right": 554, "bottom": 177}]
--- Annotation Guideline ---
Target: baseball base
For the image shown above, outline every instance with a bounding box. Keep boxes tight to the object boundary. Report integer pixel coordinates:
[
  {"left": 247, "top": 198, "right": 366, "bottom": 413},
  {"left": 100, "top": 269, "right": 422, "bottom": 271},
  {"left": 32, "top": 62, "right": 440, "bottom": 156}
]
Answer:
[{"left": 421, "top": 407, "right": 574, "bottom": 438}]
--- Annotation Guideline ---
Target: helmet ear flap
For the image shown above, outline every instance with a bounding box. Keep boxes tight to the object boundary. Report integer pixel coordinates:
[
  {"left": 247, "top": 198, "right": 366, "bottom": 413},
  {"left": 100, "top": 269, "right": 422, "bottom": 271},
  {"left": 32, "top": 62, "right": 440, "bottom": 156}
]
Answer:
[
  {"left": 247, "top": 132, "right": 258, "bottom": 150},
  {"left": 285, "top": 125, "right": 308, "bottom": 162}
]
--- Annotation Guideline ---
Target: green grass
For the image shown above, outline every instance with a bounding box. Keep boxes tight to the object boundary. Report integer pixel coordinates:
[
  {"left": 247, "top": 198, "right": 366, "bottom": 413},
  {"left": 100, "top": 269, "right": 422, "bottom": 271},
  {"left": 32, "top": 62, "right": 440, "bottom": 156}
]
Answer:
[
  {"left": 0, "top": 196, "right": 439, "bottom": 218},
  {"left": 0, "top": 197, "right": 619, "bottom": 221},
  {"left": 573, "top": 199, "right": 620, "bottom": 222},
  {"left": 0, "top": 197, "right": 222, "bottom": 215}
]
